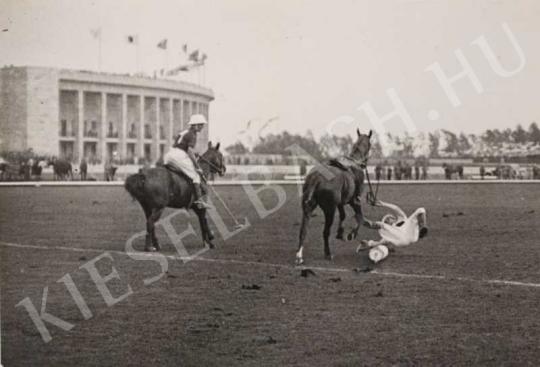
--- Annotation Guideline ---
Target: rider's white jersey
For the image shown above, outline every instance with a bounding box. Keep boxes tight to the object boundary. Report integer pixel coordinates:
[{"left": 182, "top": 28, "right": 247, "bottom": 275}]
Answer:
[{"left": 378, "top": 207, "right": 426, "bottom": 247}]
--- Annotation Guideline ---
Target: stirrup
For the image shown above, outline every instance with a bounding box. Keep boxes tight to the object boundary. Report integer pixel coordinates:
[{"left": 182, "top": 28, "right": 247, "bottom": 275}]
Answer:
[
  {"left": 351, "top": 196, "right": 362, "bottom": 206},
  {"left": 194, "top": 200, "right": 213, "bottom": 210}
]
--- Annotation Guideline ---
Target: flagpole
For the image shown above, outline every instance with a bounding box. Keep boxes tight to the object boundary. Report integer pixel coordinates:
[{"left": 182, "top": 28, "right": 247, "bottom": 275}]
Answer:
[
  {"left": 165, "top": 41, "right": 170, "bottom": 76},
  {"left": 136, "top": 38, "right": 140, "bottom": 74},
  {"left": 203, "top": 63, "right": 206, "bottom": 86},
  {"left": 98, "top": 34, "right": 102, "bottom": 72},
  {"left": 163, "top": 49, "right": 168, "bottom": 77}
]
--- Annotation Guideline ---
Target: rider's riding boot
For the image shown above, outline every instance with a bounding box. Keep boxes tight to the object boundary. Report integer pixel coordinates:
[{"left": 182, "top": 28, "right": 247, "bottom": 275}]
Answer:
[
  {"left": 200, "top": 181, "right": 208, "bottom": 196},
  {"left": 193, "top": 183, "right": 213, "bottom": 210},
  {"left": 351, "top": 189, "right": 362, "bottom": 206},
  {"left": 352, "top": 195, "right": 362, "bottom": 206}
]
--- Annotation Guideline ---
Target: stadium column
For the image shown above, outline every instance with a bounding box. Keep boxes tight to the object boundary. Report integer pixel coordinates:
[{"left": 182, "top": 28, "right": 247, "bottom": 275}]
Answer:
[
  {"left": 154, "top": 97, "right": 160, "bottom": 163},
  {"left": 120, "top": 94, "right": 127, "bottom": 159},
  {"left": 179, "top": 98, "right": 184, "bottom": 130},
  {"left": 100, "top": 92, "right": 107, "bottom": 163},
  {"left": 206, "top": 102, "right": 210, "bottom": 145},
  {"left": 168, "top": 97, "right": 173, "bottom": 145},
  {"left": 138, "top": 94, "right": 144, "bottom": 161},
  {"left": 77, "top": 89, "right": 84, "bottom": 163},
  {"left": 178, "top": 98, "right": 184, "bottom": 130}
]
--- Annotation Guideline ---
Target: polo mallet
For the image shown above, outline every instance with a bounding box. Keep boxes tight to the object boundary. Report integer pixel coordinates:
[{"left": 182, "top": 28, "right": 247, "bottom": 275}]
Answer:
[
  {"left": 198, "top": 159, "right": 248, "bottom": 230},
  {"left": 207, "top": 183, "right": 248, "bottom": 230}
]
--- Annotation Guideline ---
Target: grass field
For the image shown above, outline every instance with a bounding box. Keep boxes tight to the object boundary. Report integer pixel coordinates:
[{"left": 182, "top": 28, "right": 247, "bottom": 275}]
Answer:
[{"left": 1, "top": 183, "right": 539, "bottom": 366}]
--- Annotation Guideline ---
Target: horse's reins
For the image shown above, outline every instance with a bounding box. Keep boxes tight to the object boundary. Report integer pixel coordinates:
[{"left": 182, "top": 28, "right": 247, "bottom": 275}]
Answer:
[
  {"left": 364, "top": 165, "right": 379, "bottom": 206},
  {"left": 351, "top": 150, "right": 379, "bottom": 206}
]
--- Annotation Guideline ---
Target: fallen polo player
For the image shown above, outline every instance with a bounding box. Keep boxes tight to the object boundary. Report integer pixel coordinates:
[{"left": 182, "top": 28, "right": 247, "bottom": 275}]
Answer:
[{"left": 357, "top": 199, "right": 428, "bottom": 263}]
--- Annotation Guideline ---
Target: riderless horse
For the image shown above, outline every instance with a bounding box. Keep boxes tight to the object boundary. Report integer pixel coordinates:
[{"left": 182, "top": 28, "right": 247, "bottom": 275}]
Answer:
[
  {"left": 48, "top": 158, "right": 73, "bottom": 180},
  {"left": 296, "top": 129, "right": 372, "bottom": 265},
  {"left": 442, "top": 163, "right": 464, "bottom": 180}
]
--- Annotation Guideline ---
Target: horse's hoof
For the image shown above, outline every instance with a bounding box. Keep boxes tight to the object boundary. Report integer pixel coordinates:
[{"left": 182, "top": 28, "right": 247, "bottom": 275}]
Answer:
[
  {"left": 145, "top": 246, "right": 157, "bottom": 252},
  {"left": 295, "top": 257, "right": 304, "bottom": 266},
  {"left": 346, "top": 233, "right": 355, "bottom": 241},
  {"left": 205, "top": 241, "right": 215, "bottom": 249},
  {"left": 208, "top": 231, "right": 215, "bottom": 241},
  {"left": 324, "top": 254, "right": 333, "bottom": 261}
]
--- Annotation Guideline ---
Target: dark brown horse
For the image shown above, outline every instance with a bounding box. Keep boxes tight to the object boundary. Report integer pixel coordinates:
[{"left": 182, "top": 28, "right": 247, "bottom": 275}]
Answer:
[
  {"left": 295, "top": 129, "right": 372, "bottom": 265},
  {"left": 48, "top": 158, "right": 73, "bottom": 180},
  {"left": 125, "top": 142, "right": 226, "bottom": 252},
  {"left": 442, "top": 163, "right": 464, "bottom": 180}
]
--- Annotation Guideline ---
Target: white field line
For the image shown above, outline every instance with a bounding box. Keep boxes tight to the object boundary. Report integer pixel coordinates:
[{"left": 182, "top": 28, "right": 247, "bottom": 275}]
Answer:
[
  {"left": 1, "top": 179, "right": 540, "bottom": 187},
  {"left": 1, "top": 240, "right": 539, "bottom": 289}
]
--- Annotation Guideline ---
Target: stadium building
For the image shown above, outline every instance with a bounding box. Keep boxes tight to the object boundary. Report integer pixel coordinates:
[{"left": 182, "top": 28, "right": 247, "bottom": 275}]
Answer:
[{"left": 0, "top": 66, "right": 214, "bottom": 164}]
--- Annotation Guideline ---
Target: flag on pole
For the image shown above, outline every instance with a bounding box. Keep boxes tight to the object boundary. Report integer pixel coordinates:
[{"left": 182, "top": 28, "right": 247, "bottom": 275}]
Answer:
[
  {"left": 258, "top": 116, "right": 279, "bottom": 137},
  {"left": 126, "top": 35, "right": 138, "bottom": 44},
  {"left": 166, "top": 64, "right": 191, "bottom": 76},
  {"left": 157, "top": 39, "right": 167, "bottom": 50},
  {"left": 90, "top": 28, "right": 103, "bottom": 72},
  {"left": 90, "top": 28, "right": 101, "bottom": 39},
  {"left": 188, "top": 49, "right": 199, "bottom": 62}
]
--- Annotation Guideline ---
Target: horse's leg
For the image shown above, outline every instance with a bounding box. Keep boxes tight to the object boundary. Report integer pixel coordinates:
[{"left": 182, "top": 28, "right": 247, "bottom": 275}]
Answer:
[
  {"left": 322, "top": 204, "right": 336, "bottom": 260},
  {"left": 296, "top": 202, "right": 317, "bottom": 265},
  {"left": 296, "top": 212, "right": 310, "bottom": 265},
  {"left": 142, "top": 206, "right": 154, "bottom": 252},
  {"left": 193, "top": 207, "right": 215, "bottom": 249},
  {"left": 347, "top": 203, "right": 364, "bottom": 241},
  {"left": 150, "top": 208, "right": 164, "bottom": 251},
  {"left": 144, "top": 206, "right": 163, "bottom": 252},
  {"left": 336, "top": 205, "right": 346, "bottom": 240}
]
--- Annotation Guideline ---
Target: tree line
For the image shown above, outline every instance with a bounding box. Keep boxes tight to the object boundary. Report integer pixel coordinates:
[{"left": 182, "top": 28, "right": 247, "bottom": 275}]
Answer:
[{"left": 226, "top": 122, "right": 540, "bottom": 159}]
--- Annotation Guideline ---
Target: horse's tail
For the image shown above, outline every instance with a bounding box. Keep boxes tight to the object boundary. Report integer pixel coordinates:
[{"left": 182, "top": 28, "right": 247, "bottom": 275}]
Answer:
[
  {"left": 301, "top": 171, "right": 320, "bottom": 213},
  {"left": 125, "top": 171, "right": 146, "bottom": 201}
]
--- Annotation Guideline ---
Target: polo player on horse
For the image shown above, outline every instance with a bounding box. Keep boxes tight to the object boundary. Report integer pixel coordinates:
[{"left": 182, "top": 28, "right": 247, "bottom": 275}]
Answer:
[{"left": 164, "top": 114, "right": 213, "bottom": 210}]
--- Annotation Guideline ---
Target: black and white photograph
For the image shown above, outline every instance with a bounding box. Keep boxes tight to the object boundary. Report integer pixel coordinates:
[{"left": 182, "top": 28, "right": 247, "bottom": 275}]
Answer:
[{"left": 1, "top": 0, "right": 539, "bottom": 365}]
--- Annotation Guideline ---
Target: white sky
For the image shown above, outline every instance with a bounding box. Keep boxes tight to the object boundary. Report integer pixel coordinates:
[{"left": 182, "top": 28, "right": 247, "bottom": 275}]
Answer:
[{"left": 1, "top": 0, "right": 539, "bottom": 146}]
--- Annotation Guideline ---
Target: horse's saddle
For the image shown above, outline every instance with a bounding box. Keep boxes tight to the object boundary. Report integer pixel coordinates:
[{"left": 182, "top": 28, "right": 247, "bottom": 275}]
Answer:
[
  {"left": 328, "top": 156, "right": 358, "bottom": 172},
  {"left": 163, "top": 164, "right": 207, "bottom": 195},
  {"left": 164, "top": 164, "right": 189, "bottom": 179},
  {"left": 328, "top": 156, "right": 365, "bottom": 205}
]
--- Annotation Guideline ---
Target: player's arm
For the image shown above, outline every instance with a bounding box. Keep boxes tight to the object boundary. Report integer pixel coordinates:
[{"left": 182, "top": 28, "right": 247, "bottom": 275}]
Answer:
[
  {"left": 187, "top": 147, "right": 200, "bottom": 168},
  {"left": 375, "top": 200, "right": 407, "bottom": 219},
  {"left": 363, "top": 218, "right": 382, "bottom": 230},
  {"left": 415, "top": 208, "right": 427, "bottom": 228},
  {"left": 184, "top": 133, "right": 200, "bottom": 168}
]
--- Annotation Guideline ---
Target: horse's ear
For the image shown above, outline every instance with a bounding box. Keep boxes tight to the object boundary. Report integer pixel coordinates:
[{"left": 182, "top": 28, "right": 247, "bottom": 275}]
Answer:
[
  {"left": 368, "top": 130, "right": 373, "bottom": 138},
  {"left": 208, "top": 141, "right": 213, "bottom": 149},
  {"left": 357, "top": 128, "right": 361, "bottom": 137},
  {"left": 215, "top": 142, "right": 220, "bottom": 151}
]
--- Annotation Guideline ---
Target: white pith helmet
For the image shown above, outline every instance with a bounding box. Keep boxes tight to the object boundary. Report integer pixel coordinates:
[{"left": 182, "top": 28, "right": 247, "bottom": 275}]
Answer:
[{"left": 188, "top": 114, "right": 208, "bottom": 126}]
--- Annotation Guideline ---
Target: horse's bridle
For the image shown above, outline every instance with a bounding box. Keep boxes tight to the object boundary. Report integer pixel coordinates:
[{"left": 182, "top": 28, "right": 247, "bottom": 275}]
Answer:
[
  {"left": 198, "top": 155, "right": 224, "bottom": 178},
  {"left": 350, "top": 141, "right": 371, "bottom": 169}
]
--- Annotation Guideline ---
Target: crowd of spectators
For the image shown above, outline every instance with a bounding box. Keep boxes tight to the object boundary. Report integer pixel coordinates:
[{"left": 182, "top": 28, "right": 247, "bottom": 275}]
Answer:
[{"left": 373, "top": 160, "right": 429, "bottom": 181}]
